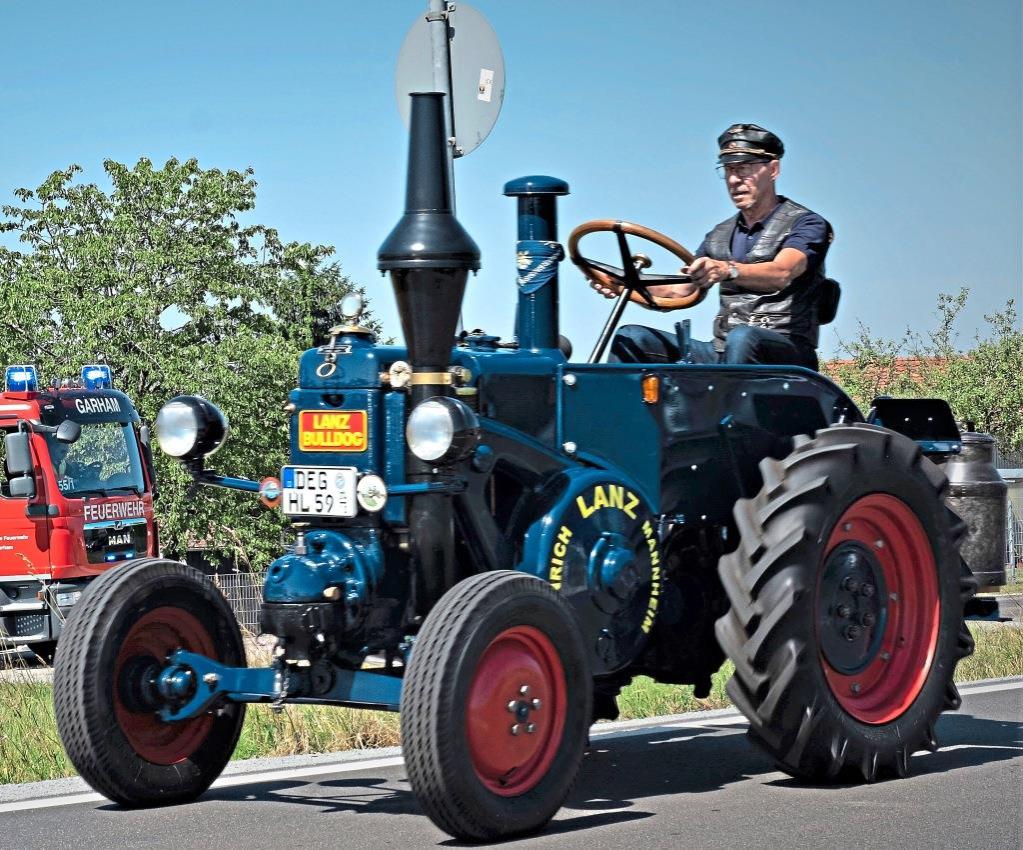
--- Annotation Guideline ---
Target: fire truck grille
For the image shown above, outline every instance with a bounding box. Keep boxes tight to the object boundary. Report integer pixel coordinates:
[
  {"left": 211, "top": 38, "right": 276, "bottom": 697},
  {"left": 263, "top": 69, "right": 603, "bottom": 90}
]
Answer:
[{"left": 84, "top": 520, "right": 148, "bottom": 565}]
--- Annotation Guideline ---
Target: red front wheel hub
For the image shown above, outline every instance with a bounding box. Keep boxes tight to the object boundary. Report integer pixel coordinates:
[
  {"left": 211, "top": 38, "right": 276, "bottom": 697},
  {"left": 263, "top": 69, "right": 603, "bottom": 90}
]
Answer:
[
  {"left": 114, "top": 607, "right": 216, "bottom": 764},
  {"left": 466, "top": 626, "right": 567, "bottom": 796}
]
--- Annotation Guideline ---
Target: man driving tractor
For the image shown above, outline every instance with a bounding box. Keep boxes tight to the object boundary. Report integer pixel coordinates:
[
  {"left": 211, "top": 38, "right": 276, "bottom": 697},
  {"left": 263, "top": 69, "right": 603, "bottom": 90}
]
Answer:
[{"left": 599, "top": 123, "right": 834, "bottom": 370}]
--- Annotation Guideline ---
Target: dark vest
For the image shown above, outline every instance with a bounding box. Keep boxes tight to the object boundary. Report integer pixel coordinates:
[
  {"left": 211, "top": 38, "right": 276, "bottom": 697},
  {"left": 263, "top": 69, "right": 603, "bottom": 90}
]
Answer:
[{"left": 703, "top": 198, "right": 830, "bottom": 352}]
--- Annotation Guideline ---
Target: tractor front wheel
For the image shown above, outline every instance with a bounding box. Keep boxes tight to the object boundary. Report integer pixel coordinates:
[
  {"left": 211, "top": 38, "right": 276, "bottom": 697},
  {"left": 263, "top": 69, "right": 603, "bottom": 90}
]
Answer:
[
  {"left": 53, "top": 559, "right": 246, "bottom": 806},
  {"left": 401, "top": 570, "right": 592, "bottom": 841},
  {"left": 715, "top": 424, "right": 975, "bottom": 782}
]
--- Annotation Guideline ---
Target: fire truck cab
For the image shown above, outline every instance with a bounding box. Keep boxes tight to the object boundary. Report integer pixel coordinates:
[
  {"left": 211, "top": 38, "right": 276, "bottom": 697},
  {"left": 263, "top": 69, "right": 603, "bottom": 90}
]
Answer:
[{"left": 0, "top": 365, "right": 158, "bottom": 658}]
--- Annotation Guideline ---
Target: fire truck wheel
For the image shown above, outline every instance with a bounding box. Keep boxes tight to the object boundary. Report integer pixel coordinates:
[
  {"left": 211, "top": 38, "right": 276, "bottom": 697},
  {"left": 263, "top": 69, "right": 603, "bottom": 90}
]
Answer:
[
  {"left": 401, "top": 570, "right": 592, "bottom": 841},
  {"left": 53, "top": 558, "right": 246, "bottom": 806},
  {"left": 715, "top": 424, "right": 976, "bottom": 782}
]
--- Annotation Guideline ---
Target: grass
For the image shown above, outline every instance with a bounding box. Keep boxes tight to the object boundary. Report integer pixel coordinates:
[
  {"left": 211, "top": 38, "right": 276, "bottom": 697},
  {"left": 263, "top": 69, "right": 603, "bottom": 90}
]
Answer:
[
  {"left": 983, "top": 580, "right": 1023, "bottom": 595},
  {"left": 1, "top": 622, "right": 1020, "bottom": 786}
]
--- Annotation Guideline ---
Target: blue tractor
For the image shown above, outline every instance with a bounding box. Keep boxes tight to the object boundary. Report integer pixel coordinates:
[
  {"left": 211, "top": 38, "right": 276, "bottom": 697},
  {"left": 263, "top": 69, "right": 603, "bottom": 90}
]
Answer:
[{"left": 53, "top": 93, "right": 974, "bottom": 841}]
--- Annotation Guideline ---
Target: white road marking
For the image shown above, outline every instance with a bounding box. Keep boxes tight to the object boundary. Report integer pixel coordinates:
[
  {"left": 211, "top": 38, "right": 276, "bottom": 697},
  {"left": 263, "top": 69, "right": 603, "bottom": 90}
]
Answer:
[
  {"left": 2, "top": 678, "right": 1019, "bottom": 815},
  {"left": 956, "top": 679, "right": 1023, "bottom": 696}
]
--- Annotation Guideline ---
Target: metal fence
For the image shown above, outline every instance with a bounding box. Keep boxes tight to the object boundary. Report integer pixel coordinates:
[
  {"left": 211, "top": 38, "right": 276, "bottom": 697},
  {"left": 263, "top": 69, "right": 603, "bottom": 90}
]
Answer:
[
  {"left": 1007, "top": 499, "right": 1022, "bottom": 585},
  {"left": 211, "top": 572, "right": 263, "bottom": 633}
]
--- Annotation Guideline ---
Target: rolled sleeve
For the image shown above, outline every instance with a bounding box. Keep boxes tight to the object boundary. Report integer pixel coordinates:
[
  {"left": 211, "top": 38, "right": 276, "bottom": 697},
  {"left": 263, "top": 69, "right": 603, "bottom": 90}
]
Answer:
[{"left": 782, "top": 213, "right": 831, "bottom": 272}]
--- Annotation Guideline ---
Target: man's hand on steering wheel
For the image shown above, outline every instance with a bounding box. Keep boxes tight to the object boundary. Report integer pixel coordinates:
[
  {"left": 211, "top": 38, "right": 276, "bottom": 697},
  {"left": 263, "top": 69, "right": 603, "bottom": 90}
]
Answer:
[
  {"left": 568, "top": 220, "right": 707, "bottom": 311},
  {"left": 686, "top": 256, "right": 733, "bottom": 289}
]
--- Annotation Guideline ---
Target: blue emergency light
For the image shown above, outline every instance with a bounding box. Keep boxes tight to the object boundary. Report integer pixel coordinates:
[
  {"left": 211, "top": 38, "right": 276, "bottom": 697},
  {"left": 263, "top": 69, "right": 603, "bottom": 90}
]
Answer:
[
  {"left": 4, "top": 365, "right": 39, "bottom": 392},
  {"left": 81, "top": 364, "right": 113, "bottom": 390}
]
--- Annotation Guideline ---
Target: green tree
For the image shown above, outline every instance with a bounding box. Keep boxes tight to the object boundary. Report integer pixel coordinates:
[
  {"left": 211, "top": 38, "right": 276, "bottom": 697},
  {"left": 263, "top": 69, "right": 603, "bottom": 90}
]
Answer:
[
  {"left": 0, "top": 157, "right": 379, "bottom": 570},
  {"left": 823, "top": 289, "right": 1023, "bottom": 452}
]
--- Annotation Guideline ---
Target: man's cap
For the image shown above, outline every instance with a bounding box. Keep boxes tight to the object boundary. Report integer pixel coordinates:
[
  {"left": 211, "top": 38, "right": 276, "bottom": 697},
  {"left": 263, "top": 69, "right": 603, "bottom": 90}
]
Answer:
[{"left": 717, "top": 123, "right": 784, "bottom": 164}]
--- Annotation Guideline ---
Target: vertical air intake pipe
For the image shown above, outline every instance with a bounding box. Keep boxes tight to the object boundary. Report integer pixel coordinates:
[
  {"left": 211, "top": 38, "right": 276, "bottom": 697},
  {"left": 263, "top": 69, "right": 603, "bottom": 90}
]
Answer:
[{"left": 378, "top": 92, "right": 481, "bottom": 609}]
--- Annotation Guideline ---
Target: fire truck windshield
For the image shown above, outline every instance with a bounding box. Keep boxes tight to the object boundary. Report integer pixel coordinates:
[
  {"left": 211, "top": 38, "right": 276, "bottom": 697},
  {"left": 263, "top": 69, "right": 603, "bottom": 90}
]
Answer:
[{"left": 45, "top": 421, "right": 146, "bottom": 497}]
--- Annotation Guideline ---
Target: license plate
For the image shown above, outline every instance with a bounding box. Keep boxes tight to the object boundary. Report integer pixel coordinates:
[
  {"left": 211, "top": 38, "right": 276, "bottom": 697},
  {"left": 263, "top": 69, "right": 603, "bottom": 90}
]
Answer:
[
  {"left": 55, "top": 590, "right": 81, "bottom": 607},
  {"left": 281, "top": 466, "right": 357, "bottom": 517}
]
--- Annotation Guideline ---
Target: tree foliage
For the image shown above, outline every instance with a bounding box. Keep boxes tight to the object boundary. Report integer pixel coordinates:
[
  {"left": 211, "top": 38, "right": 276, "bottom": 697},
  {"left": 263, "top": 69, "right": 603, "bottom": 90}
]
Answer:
[
  {"left": 0, "top": 157, "right": 378, "bottom": 570},
  {"left": 823, "top": 289, "right": 1023, "bottom": 452}
]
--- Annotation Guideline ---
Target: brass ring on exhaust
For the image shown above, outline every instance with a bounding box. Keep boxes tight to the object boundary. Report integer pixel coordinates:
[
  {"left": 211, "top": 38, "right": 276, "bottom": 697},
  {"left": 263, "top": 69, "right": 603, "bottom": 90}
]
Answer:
[{"left": 410, "top": 372, "right": 453, "bottom": 385}]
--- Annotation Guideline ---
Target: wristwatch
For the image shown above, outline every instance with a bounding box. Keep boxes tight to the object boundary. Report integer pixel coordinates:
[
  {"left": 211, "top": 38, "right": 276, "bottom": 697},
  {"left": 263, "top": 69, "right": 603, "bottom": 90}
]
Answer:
[{"left": 726, "top": 262, "right": 739, "bottom": 280}]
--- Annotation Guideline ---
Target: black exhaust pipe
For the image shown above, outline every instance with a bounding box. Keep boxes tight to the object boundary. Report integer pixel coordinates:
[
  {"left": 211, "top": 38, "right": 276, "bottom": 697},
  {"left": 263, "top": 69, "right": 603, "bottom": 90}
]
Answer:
[
  {"left": 379, "top": 91, "right": 480, "bottom": 408},
  {"left": 378, "top": 92, "right": 481, "bottom": 610}
]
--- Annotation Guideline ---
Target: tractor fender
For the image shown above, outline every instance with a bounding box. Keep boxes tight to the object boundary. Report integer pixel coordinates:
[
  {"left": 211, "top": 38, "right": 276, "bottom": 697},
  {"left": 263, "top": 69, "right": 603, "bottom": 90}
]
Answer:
[{"left": 517, "top": 468, "right": 659, "bottom": 675}]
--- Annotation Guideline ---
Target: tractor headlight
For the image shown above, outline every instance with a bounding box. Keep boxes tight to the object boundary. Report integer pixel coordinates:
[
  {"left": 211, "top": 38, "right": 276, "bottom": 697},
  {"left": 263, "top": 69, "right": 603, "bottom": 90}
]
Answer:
[
  {"left": 155, "top": 395, "right": 229, "bottom": 461},
  {"left": 406, "top": 397, "right": 479, "bottom": 463}
]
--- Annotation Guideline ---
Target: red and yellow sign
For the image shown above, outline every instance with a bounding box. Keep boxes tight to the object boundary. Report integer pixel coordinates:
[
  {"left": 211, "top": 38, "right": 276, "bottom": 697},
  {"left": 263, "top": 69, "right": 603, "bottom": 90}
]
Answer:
[{"left": 298, "top": 410, "right": 367, "bottom": 452}]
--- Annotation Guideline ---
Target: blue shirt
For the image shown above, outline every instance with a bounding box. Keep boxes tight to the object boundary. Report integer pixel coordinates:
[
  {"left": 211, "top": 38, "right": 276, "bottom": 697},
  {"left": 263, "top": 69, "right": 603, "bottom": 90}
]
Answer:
[{"left": 696, "top": 198, "right": 831, "bottom": 281}]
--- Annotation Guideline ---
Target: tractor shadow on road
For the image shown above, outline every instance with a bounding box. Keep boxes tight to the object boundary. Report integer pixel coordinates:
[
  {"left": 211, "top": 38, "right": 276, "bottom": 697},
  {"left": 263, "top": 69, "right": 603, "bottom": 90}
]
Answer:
[
  {"left": 187, "top": 712, "right": 1020, "bottom": 842},
  {"left": 193, "top": 721, "right": 765, "bottom": 838},
  {"left": 766, "top": 712, "right": 1023, "bottom": 789}
]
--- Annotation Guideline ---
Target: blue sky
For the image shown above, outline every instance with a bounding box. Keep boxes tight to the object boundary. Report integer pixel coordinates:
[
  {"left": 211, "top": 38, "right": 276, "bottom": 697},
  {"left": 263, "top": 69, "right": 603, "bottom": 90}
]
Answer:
[{"left": 2, "top": 0, "right": 1020, "bottom": 357}]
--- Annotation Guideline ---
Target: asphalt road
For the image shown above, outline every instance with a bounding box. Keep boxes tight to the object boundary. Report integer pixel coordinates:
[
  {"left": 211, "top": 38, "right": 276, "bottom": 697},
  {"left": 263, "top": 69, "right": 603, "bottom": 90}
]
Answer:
[{"left": 1, "top": 677, "right": 1020, "bottom": 850}]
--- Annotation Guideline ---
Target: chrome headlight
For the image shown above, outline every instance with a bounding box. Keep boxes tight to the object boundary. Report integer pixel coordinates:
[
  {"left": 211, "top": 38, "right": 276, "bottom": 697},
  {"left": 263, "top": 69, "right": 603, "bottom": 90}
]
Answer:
[
  {"left": 405, "top": 397, "right": 479, "bottom": 463},
  {"left": 155, "top": 395, "right": 229, "bottom": 461}
]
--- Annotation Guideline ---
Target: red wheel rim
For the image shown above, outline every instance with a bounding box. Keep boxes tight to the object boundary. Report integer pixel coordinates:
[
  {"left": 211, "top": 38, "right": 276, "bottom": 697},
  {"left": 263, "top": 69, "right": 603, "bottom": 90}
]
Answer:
[
  {"left": 466, "top": 626, "right": 567, "bottom": 796},
  {"left": 114, "top": 607, "right": 216, "bottom": 764},
  {"left": 817, "top": 494, "right": 939, "bottom": 724}
]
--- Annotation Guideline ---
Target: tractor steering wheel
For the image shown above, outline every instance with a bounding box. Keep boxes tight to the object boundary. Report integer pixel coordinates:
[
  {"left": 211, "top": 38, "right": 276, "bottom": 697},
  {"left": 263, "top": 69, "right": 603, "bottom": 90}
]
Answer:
[{"left": 567, "top": 219, "right": 705, "bottom": 311}]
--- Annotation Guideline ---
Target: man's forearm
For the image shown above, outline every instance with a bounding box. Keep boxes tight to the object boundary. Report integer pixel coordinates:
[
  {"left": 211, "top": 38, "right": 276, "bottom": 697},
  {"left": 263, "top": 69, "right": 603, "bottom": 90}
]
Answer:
[
  {"left": 723, "top": 261, "right": 792, "bottom": 292},
  {"left": 686, "top": 248, "right": 807, "bottom": 294}
]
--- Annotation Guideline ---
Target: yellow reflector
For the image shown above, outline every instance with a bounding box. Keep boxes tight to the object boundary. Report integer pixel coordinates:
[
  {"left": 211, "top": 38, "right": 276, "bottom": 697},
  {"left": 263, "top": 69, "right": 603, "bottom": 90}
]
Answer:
[{"left": 642, "top": 374, "right": 660, "bottom": 404}]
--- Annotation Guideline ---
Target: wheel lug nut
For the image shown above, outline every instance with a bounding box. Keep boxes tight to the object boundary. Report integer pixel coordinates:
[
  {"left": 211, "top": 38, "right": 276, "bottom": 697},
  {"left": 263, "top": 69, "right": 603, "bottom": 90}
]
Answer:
[
  {"left": 880, "top": 651, "right": 891, "bottom": 661},
  {"left": 506, "top": 700, "right": 518, "bottom": 713},
  {"left": 532, "top": 698, "right": 542, "bottom": 710},
  {"left": 842, "top": 576, "right": 861, "bottom": 593},
  {"left": 851, "top": 682, "right": 862, "bottom": 695},
  {"left": 890, "top": 592, "right": 899, "bottom": 602},
  {"left": 860, "top": 612, "right": 876, "bottom": 628},
  {"left": 860, "top": 583, "right": 875, "bottom": 598},
  {"left": 844, "top": 624, "right": 862, "bottom": 641},
  {"left": 510, "top": 724, "right": 521, "bottom": 736},
  {"left": 519, "top": 685, "right": 530, "bottom": 696},
  {"left": 526, "top": 723, "right": 536, "bottom": 734},
  {"left": 874, "top": 539, "right": 885, "bottom": 549},
  {"left": 836, "top": 604, "right": 853, "bottom": 619}
]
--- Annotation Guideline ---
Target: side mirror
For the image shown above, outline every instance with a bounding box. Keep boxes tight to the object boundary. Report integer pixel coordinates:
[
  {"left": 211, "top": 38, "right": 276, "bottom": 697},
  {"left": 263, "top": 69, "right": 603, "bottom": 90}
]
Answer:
[
  {"left": 55, "top": 419, "right": 82, "bottom": 444},
  {"left": 139, "top": 424, "right": 151, "bottom": 447},
  {"left": 9, "top": 476, "right": 36, "bottom": 498},
  {"left": 5, "top": 431, "right": 34, "bottom": 476}
]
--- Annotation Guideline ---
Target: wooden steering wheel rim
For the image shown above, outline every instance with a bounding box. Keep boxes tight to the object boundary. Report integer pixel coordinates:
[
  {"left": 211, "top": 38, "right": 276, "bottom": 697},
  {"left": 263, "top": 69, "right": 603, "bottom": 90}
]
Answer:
[{"left": 567, "top": 219, "right": 704, "bottom": 310}]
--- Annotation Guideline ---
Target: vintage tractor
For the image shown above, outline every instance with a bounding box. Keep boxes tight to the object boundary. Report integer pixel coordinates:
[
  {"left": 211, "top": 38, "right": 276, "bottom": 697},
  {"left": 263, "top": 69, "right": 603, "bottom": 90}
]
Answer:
[{"left": 52, "top": 93, "right": 974, "bottom": 842}]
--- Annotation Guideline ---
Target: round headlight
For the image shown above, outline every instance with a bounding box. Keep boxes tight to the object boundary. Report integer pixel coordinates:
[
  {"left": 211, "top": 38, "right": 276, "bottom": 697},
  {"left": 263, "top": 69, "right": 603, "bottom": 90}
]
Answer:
[
  {"left": 406, "top": 397, "right": 479, "bottom": 464},
  {"left": 155, "top": 396, "right": 229, "bottom": 461}
]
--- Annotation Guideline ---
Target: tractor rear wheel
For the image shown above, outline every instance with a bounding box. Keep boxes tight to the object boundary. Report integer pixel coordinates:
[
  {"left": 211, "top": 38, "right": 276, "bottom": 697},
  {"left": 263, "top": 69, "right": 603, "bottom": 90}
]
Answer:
[
  {"left": 401, "top": 570, "right": 592, "bottom": 841},
  {"left": 53, "top": 558, "right": 246, "bottom": 806},
  {"left": 715, "top": 424, "right": 975, "bottom": 782}
]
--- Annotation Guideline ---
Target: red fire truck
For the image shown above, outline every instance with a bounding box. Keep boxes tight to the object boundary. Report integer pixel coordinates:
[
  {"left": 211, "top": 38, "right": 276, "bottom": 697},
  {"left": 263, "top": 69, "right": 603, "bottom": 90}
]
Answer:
[{"left": 0, "top": 365, "right": 158, "bottom": 659}]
